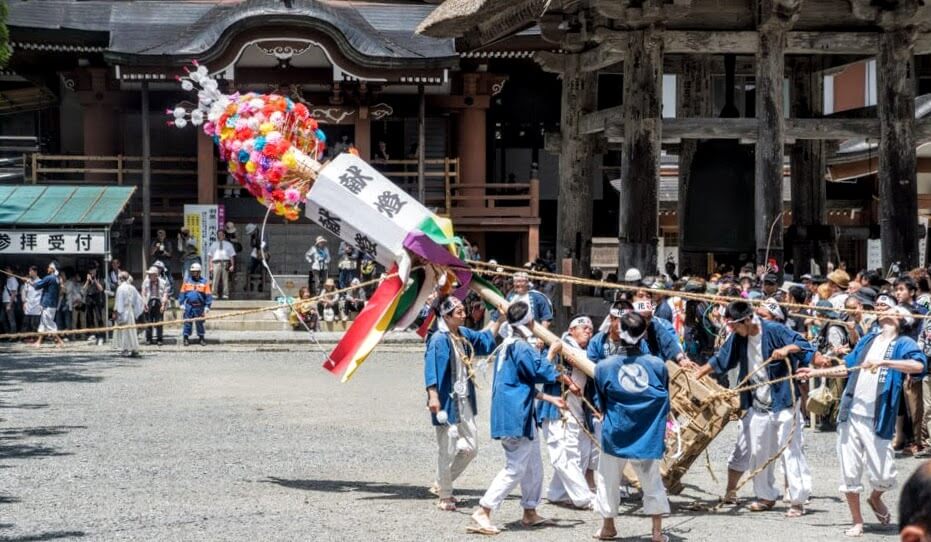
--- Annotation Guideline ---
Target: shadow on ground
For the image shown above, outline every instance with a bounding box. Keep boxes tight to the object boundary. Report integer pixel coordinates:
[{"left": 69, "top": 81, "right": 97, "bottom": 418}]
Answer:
[
  {"left": 264, "top": 476, "right": 486, "bottom": 501},
  {"left": 0, "top": 350, "right": 115, "bottom": 539},
  {"left": 0, "top": 531, "right": 86, "bottom": 541}
]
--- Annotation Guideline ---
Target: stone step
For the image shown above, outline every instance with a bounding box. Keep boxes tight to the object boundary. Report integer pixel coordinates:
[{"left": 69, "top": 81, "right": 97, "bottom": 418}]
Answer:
[{"left": 204, "top": 319, "right": 291, "bottom": 332}]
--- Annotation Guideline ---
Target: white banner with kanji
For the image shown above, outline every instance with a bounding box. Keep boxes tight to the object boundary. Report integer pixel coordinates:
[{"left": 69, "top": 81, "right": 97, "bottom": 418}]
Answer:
[
  {"left": 306, "top": 153, "right": 433, "bottom": 266},
  {"left": 0, "top": 230, "right": 107, "bottom": 255},
  {"left": 183, "top": 204, "right": 219, "bottom": 282}
]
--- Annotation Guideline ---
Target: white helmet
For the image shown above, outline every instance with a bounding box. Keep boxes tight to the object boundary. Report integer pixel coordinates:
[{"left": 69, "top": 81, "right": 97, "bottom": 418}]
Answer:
[
  {"left": 624, "top": 267, "right": 642, "bottom": 282},
  {"left": 190, "top": 263, "right": 202, "bottom": 272}
]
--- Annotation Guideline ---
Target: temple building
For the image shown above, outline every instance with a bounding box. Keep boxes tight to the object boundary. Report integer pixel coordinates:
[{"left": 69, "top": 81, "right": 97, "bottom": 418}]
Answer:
[{"left": 3, "top": 0, "right": 931, "bottom": 281}]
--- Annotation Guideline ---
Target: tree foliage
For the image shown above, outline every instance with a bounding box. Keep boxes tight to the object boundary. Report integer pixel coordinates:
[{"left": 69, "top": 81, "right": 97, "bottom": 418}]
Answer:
[{"left": 0, "top": 1, "right": 10, "bottom": 68}]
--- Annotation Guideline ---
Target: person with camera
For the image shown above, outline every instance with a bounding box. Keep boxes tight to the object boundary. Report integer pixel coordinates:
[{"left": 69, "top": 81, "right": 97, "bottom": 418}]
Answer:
[
  {"left": 82, "top": 264, "right": 106, "bottom": 345},
  {"left": 142, "top": 266, "right": 170, "bottom": 346},
  {"left": 150, "top": 229, "right": 173, "bottom": 276},
  {"left": 177, "top": 227, "right": 200, "bottom": 280}
]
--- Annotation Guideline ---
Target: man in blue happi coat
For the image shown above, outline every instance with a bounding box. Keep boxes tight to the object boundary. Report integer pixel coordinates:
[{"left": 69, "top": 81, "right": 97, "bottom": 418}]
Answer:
[
  {"left": 695, "top": 300, "right": 815, "bottom": 516},
  {"left": 424, "top": 294, "right": 502, "bottom": 511},
  {"left": 799, "top": 305, "right": 926, "bottom": 537},
  {"left": 592, "top": 311, "right": 671, "bottom": 542},
  {"left": 470, "top": 301, "right": 578, "bottom": 535}
]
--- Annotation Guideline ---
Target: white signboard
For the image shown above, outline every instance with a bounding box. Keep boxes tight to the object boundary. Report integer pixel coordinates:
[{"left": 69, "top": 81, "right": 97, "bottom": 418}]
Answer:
[
  {"left": 307, "top": 153, "right": 433, "bottom": 266},
  {"left": 920, "top": 216, "right": 929, "bottom": 267},
  {"left": 183, "top": 204, "right": 219, "bottom": 282},
  {"left": 867, "top": 238, "right": 882, "bottom": 272},
  {"left": 0, "top": 230, "right": 106, "bottom": 255}
]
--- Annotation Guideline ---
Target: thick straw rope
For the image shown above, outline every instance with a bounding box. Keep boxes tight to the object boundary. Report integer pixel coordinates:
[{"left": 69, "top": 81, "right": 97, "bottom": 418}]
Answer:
[{"left": 468, "top": 260, "right": 931, "bottom": 322}]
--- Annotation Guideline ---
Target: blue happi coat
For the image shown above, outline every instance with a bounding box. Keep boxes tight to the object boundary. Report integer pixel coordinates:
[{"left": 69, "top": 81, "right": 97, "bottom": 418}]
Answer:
[
  {"left": 423, "top": 327, "right": 496, "bottom": 426},
  {"left": 837, "top": 332, "right": 927, "bottom": 439},
  {"left": 33, "top": 274, "right": 60, "bottom": 309},
  {"left": 490, "top": 339, "right": 560, "bottom": 440},
  {"left": 490, "top": 290, "right": 554, "bottom": 323},
  {"left": 595, "top": 353, "right": 670, "bottom": 459},
  {"left": 639, "top": 317, "right": 683, "bottom": 360},
  {"left": 708, "top": 319, "right": 815, "bottom": 412}
]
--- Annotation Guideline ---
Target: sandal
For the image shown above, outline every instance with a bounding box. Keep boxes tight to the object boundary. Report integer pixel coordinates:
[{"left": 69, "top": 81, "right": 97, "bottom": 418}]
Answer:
[
  {"left": 845, "top": 524, "right": 864, "bottom": 537},
  {"left": 748, "top": 500, "right": 776, "bottom": 512},
  {"left": 784, "top": 505, "right": 805, "bottom": 518},
  {"left": 652, "top": 534, "right": 670, "bottom": 542},
  {"left": 466, "top": 525, "right": 501, "bottom": 536},
  {"left": 868, "top": 496, "right": 891, "bottom": 525},
  {"left": 721, "top": 491, "right": 739, "bottom": 505},
  {"left": 436, "top": 498, "right": 457, "bottom": 512}
]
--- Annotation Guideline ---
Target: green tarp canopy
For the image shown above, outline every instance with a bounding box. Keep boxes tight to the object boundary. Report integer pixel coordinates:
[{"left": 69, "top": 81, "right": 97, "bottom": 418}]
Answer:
[{"left": 0, "top": 185, "right": 136, "bottom": 226}]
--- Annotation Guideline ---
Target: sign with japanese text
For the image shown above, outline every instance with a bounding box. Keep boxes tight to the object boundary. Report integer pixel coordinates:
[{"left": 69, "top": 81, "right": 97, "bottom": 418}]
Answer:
[
  {"left": 0, "top": 230, "right": 107, "bottom": 254},
  {"left": 184, "top": 204, "right": 219, "bottom": 282},
  {"left": 306, "top": 153, "right": 432, "bottom": 267}
]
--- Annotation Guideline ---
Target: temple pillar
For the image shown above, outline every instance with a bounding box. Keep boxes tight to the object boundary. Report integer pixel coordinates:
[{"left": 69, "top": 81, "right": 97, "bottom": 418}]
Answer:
[
  {"left": 878, "top": 27, "right": 918, "bottom": 270},
  {"left": 355, "top": 106, "right": 371, "bottom": 161},
  {"left": 790, "top": 58, "right": 829, "bottom": 275},
  {"left": 619, "top": 28, "right": 663, "bottom": 276},
  {"left": 676, "top": 55, "right": 712, "bottom": 276},
  {"left": 755, "top": 2, "right": 796, "bottom": 270},
  {"left": 78, "top": 68, "right": 117, "bottom": 182},
  {"left": 197, "top": 131, "right": 217, "bottom": 204},
  {"left": 555, "top": 54, "right": 596, "bottom": 323}
]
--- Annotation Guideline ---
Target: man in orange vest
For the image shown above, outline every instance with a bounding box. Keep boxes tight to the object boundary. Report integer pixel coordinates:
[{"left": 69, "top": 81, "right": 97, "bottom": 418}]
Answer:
[{"left": 178, "top": 262, "right": 212, "bottom": 346}]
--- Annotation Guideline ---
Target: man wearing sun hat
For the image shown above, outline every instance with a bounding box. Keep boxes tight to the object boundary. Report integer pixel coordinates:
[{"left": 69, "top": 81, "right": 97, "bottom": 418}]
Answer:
[{"left": 695, "top": 300, "right": 815, "bottom": 517}]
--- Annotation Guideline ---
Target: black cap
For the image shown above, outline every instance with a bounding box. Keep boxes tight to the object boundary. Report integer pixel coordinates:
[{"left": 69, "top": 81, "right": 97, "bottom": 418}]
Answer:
[
  {"left": 763, "top": 273, "right": 779, "bottom": 284},
  {"left": 811, "top": 275, "right": 827, "bottom": 284},
  {"left": 854, "top": 287, "right": 878, "bottom": 307}
]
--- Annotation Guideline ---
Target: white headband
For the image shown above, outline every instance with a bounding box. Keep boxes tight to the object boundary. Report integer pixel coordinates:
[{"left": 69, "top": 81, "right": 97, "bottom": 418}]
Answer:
[
  {"left": 569, "top": 316, "right": 593, "bottom": 329},
  {"left": 633, "top": 300, "right": 653, "bottom": 313},
  {"left": 619, "top": 328, "right": 646, "bottom": 346},
  {"left": 762, "top": 299, "right": 784, "bottom": 321},
  {"left": 876, "top": 295, "right": 897, "bottom": 308}
]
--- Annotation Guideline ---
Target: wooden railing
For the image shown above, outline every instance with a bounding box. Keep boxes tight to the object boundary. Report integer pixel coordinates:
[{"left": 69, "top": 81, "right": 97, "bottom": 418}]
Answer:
[
  {"left": 27, "top": 154, "right": 197, "bottom": 218},
  {"left": 446, "top": 179, "right": 540, "bottom": 220},
  {"left": 30, "top": 154, "right": 197, "bottom": 185}
]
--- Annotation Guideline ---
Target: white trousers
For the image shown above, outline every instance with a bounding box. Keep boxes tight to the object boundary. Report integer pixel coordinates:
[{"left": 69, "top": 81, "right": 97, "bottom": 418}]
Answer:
[
  {"left": 479, "top": 437, "right": 544, "bottom": 511},
  {"left": 837, "top": 413, "right": 897, "bottom": 494},
  {"left": 728, "top": 409, "right": 811, "bottom": 503},
  {"left": 542, "top": 418, "right": 596, "bottom": 507},
  {"left": 434, "top": 400, "right": 478, "bottom": 499},
  {"left": 595, "top": 454, "right": 669, "bottom": 518},
  {"left": 38, "top": 307, "right": 57, "bottom": 333},
  {"left": 747, "top": 406, "right": 810, "bottom": 504}
]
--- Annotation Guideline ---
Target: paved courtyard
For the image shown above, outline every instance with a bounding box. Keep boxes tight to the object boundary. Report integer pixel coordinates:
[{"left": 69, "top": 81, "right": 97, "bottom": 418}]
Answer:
[{"left": 0, "top": 345, "right": 924, "bottom": 541}]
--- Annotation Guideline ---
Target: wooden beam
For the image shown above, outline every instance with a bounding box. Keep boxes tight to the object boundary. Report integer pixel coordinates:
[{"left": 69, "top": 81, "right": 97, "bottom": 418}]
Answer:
[
  {"left": 618, "top": 27, "right": 663, "bottom": 275},
  {"left": 594, "top": 29, "right": 929, "bottom": 55},
  {"left": 755, "top": 0, "right": 796, "bottom": 266},
  {"left": 592, "top": 116, "right": 891, "bottom": 140},
  {"left": 878, "top": 27, "right": 920, "bottom": 269},
  {"left": 556, "top": 53, "right": 597, "bottom": 327}
]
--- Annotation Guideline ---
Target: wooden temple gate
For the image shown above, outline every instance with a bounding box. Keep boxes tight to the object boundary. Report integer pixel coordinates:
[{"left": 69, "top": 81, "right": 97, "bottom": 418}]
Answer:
[
  {"left": 420, "top": 0, "right": 931, "bottom": 280},
  {"left": 419, "top": 0, "right": 931, "bottom": 487}
]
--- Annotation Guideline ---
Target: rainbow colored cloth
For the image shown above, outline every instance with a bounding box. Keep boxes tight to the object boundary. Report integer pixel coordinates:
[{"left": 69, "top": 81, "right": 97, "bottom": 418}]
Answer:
[{"left": 322, "top": 216, "right": 480, "bottom": 382}]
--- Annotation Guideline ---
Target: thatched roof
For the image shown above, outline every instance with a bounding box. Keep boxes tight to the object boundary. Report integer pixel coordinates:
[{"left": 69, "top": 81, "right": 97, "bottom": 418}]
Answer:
[{"left": 417, "top": 0, "right": 491, "bottom": 38}]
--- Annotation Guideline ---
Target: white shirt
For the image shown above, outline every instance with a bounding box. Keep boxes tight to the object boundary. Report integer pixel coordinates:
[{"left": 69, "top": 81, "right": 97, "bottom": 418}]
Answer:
[
  {"left": 21, "top": 283, "right": 41, "bottom": 316},
  {"left": 850, "top": 334, "right": 894, "bottom": 418},
  {"left": 747, "top": 324, "right": 772, "bottom": 410},
  {"left": 208, "top": 240, "right": 236, "bottom": 262},
  {"left": 3, "top": 276, "right": 18, "bottom": 303}
]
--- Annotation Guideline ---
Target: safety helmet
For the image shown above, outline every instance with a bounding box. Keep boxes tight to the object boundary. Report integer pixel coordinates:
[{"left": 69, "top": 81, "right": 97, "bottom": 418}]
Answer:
[{"left": 190, "top": 263, "right": 202, "bottom": 272}]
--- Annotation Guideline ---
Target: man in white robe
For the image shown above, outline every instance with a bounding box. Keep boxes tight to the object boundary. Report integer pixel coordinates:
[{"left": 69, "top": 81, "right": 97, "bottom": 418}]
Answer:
[{"left": 114, "top": 271, "right": 144, "bottom": 357}]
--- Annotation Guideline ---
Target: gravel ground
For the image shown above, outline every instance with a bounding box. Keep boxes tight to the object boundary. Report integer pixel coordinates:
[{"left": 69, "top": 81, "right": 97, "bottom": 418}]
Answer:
[{"left": 0, "top": 346, "right": 924, "bottom": 541}]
